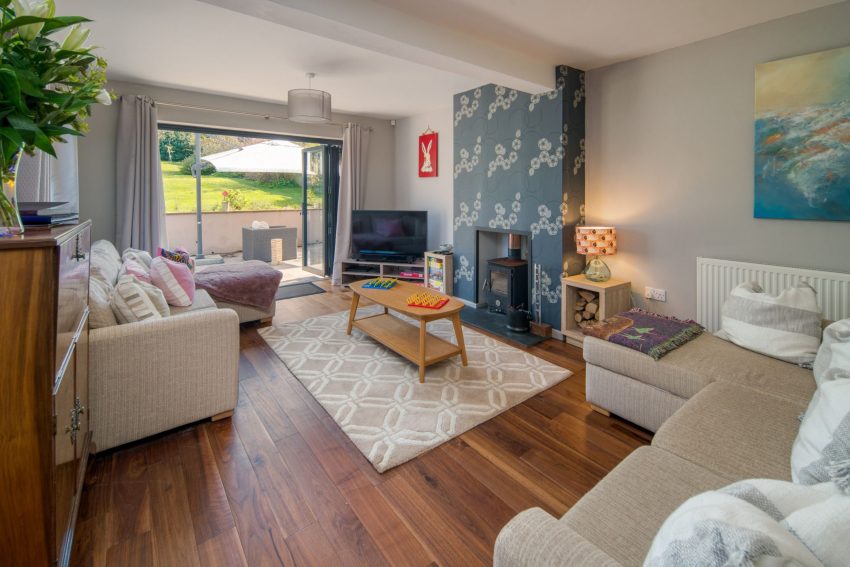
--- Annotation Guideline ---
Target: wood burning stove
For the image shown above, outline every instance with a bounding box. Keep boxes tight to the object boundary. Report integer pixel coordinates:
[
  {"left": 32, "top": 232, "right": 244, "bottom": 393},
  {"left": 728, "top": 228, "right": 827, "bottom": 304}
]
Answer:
[{"left": 485, "top": 258, "right": 528, "bottom": 314}]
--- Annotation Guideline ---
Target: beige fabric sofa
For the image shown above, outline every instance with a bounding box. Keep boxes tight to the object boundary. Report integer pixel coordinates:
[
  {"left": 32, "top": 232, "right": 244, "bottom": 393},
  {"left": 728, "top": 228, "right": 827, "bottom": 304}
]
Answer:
[
  {"left": 494, "top": 334, "right": 816, "bottom": 566},
  {"left": 88, "top": 240, "right": 240, "bottom": 451}
]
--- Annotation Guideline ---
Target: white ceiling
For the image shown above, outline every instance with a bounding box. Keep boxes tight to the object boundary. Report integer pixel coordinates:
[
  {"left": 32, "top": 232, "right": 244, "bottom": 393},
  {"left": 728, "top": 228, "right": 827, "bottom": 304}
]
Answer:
[
  {"left": 69, "top": 0, "right": 842, "bottom": 119},
  {"left": 374, "top": 0, "right": 845, "bottom": 71},
  {"left": 68, "top": 0, "right": 481, "bottom": 119}
]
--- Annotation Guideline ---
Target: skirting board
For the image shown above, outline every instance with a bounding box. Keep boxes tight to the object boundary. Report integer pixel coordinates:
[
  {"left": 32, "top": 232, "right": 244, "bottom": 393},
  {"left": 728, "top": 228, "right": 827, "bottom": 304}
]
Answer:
[{"left": 457, "top": 297, "right": 486, "bottom": 309}]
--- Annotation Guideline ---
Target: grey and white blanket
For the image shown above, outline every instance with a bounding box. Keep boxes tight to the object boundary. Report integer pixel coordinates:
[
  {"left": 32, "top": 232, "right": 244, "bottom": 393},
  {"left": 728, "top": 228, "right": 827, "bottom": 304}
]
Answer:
[{"left": 644, "top": 479, "right": 849, "bottom": 567}]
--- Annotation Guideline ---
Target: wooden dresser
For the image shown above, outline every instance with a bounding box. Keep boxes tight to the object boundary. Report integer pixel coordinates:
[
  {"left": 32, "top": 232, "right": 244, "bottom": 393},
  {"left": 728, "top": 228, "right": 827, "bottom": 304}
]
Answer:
[{"left": 0, "top": 221, "right": 92, "bottom": 566}]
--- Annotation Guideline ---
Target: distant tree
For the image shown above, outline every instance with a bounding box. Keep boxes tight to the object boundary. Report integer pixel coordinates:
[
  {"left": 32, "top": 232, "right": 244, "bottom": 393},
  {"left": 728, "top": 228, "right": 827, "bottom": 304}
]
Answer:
[{"left": 159, "top": 130, "right": 194, "bottom": 162}]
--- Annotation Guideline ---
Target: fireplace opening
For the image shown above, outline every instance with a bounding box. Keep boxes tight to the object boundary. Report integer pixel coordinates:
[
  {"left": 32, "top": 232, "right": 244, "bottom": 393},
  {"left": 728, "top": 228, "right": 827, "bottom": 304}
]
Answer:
[
  {"left": 461, "top": 228, "right": 545, "bottom": 345},
  {"left": 477, "top": 230, "right": 531, "bottom": 333}
]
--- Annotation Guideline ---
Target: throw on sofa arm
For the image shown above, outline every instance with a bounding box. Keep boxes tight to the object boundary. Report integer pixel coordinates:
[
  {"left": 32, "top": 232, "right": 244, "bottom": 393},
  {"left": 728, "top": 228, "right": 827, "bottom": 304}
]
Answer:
[
  {"left": 88, "top": 308, "right": 240, "bottom": 451},
  {"left": 494, "top": 508, "right": 622, "bottom": 567}
]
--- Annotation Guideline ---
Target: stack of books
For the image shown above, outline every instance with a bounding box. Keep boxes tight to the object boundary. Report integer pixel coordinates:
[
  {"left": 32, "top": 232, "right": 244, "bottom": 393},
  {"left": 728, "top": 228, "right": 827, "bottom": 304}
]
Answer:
[
  {"left": 427, "top": 257, "right": 444, "bottom": 290},
  {"left": 19, "top": 202, "right": 78, "bottom": 229}
]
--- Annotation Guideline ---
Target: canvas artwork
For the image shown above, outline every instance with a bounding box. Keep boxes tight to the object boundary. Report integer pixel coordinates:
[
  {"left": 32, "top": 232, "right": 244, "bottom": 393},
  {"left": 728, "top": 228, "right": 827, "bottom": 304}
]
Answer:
[
  {"left": 754, "top": 45, "right": 850, "bottom": 221},
  {"left": 418, "top": 131, "right": 438, "bottom": 177}
]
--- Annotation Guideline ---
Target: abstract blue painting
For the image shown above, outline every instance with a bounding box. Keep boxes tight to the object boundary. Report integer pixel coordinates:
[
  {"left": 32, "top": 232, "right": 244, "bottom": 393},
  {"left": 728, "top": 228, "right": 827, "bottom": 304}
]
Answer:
[{"left": 754, "top": 45, "right": 850, "bottom": 221}]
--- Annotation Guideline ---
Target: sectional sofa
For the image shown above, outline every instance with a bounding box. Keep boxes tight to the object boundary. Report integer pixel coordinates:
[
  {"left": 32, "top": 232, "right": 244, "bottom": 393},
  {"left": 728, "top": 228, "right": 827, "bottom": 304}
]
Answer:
[
  {"left": 494, "top": 333, "right": 816, "bottom": 566},
  {"left": 87, "top": 240, "right": 240, "bottom": 451}
]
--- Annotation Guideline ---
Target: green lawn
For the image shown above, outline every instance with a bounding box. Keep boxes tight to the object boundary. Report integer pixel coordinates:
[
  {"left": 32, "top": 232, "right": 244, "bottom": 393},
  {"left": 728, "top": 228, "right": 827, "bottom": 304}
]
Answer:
[{"left": 162, "top": 162, "right": 317, "bottom": 213}]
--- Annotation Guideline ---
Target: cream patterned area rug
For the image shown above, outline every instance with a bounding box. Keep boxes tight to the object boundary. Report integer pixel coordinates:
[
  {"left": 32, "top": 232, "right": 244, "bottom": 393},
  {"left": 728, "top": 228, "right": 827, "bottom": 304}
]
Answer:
[{"left": 258, "top": 307, "right": 571, "bottom": 472}]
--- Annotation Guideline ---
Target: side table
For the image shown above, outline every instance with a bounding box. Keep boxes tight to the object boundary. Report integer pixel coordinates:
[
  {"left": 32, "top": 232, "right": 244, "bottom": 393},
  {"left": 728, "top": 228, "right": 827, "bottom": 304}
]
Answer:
[
  {"left": 242, "top": 226, "right": 297, "bottom": 262},
  {"left": 561, "top": 274, "right": 631, "bottom": 348}
]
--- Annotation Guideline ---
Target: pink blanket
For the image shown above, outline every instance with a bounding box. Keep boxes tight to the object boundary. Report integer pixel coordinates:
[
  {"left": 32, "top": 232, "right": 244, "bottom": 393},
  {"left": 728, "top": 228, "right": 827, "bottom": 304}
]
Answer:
[{"left": 194, "top": 261, "right": 282, "bottom": 310}]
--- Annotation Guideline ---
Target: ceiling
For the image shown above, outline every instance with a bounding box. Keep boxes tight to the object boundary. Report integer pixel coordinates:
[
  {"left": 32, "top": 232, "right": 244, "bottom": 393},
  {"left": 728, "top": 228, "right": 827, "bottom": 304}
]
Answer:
[
  {"left": 69, "top": 0, "right": 842, "bottom": 119},
  {"left": 374, "top": 0, "right": 844, "bottom": 70},
  {"left": 68, "top": 0, "right": 481, "bottom": 119}
]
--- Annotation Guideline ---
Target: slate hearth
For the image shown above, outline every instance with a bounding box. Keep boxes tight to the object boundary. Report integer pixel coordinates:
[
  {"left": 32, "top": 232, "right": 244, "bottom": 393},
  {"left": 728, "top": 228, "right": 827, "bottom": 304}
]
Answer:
[{"left": 459, "top": 307, "right": 546, "bottom": 347}]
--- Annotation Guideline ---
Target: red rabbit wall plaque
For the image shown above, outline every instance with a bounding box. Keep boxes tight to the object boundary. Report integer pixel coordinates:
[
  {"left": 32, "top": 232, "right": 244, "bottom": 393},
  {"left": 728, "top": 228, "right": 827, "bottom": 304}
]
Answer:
[{"left": 418, "top": 130, "right": 438, "bottom": 177}]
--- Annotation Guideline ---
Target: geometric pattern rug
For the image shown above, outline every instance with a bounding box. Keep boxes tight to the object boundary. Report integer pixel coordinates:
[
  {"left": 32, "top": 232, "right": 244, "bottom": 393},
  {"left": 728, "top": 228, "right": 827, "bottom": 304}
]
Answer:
[{"left": 258, "top": 306, "right": 571, "bottom": 472}]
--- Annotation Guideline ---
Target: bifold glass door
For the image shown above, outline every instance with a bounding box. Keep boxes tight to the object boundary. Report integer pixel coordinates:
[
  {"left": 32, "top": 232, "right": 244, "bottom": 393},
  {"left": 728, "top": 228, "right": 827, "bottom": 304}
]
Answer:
[
  {"left": 302, "top": 146, "right": 326, "bottom": 275},
  {"left": 158, "top": 126, "right": 340, "bottom": 270}
]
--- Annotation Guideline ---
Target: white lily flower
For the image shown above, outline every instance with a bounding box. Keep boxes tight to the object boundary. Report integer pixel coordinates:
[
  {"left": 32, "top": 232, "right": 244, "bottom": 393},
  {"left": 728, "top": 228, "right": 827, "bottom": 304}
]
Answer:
[
  {"left": 61, "top": 24, "right": 91, "bottom": 51},
  {"left": 95, "top": 89, "right": 112, "bottom": 106},
  {"left": 12, "top": 0, "right": 55, "bottom": 40}
]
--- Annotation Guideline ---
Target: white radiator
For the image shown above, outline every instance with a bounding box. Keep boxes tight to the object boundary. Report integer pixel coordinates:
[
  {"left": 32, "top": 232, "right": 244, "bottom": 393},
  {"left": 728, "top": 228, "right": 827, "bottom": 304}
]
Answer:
[{"left": 696, "top": 257, "right": 850, "bottom": 332}]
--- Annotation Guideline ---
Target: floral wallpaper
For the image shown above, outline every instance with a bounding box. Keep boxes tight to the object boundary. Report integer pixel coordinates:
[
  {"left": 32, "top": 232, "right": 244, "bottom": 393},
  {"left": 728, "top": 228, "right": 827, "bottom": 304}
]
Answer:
[{"left": 453, "top": 66, "right": 586, "bottom": 328}]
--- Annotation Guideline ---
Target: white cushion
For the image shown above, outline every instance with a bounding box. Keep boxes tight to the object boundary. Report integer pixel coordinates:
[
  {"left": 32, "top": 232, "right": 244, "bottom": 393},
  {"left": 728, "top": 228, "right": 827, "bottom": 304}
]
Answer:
[
  {"left": 90, "top": 240, "right": 122, "bottom": 287},
  {"left": 644, "top": 478, "right": 848, "bottom": 567},
  {"left": 110, "top": 275, "right": 170, "bottom": 324},
  {"left": 88, "top": 276, "right": 118, "bottom": 329},
  {"left": 720, "top": 282, "right": 822, "bottom": 365},
  {"left": 791, "top": 379, "right": 850, "bottom": 492},
  {"left": 121, "top": 247, "right": 153, "bottom": 268},
  {"left": 814, "top": 319, "right": 850, "bottom": 385}
]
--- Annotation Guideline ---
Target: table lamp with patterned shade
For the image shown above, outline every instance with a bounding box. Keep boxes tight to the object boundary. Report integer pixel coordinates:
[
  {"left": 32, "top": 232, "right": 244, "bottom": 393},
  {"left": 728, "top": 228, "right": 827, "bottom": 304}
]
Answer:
[{"left": 576, "top": 226, "right": 617, "bottom": 282}]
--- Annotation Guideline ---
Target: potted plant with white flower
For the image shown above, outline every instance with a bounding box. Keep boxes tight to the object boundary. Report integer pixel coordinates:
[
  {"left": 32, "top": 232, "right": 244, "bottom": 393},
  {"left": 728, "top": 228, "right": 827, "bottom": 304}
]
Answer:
[{"left": 0, "top": 0, "right": 111, "bottom": 236}]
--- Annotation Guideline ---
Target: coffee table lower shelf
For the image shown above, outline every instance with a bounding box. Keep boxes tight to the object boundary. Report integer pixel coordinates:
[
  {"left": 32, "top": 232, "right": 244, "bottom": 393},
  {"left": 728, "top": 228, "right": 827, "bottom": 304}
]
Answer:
[{"left": 352, "top": 313, "right": 463, "bottom": 381}]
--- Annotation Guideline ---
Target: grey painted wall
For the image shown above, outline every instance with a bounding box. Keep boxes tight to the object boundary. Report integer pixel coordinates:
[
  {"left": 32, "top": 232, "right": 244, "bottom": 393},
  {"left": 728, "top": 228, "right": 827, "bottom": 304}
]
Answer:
[
  {"left": 393, "top": 107, "right": 454, "bottom": 250},
  {"left": 78, "top": 80, "right": 395, "bottom": 242},
  {"left": 586, "top": 1, "right": 850, "bottom": 319}
]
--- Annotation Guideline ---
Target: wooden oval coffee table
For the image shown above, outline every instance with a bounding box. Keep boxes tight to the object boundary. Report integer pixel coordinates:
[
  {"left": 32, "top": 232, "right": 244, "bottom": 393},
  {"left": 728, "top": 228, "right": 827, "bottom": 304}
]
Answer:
[{"left": 347, "top": 280, "right": 468, "bottom": 382}]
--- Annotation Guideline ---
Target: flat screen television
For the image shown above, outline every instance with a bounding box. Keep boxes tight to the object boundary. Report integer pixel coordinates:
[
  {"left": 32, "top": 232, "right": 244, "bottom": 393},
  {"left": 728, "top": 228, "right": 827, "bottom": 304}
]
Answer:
[{"left": 351, "top": 210, "right": 428, "bottom": 261}]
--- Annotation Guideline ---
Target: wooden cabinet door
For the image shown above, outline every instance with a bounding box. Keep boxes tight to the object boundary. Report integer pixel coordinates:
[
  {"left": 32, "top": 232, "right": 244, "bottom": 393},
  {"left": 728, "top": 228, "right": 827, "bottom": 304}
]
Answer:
[
  {"left": 56, "top": 230, "right": 89, "bottom": 376},
  {"left": 53, "top": 348, "right": 78, "bottom": 564},
  {"left": 74, "top": 315, "right": 90, "bottom": 467}
]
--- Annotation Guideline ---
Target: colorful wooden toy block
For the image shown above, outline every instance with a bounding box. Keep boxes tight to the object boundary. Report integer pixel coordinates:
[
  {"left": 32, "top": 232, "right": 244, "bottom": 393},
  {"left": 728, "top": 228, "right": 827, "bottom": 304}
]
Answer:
[
  {"left": 406, "top": 291, "right": 450, "bottom": 309},
  {"left": 362, "top": 277, "right": 399, "bottom": 290}
]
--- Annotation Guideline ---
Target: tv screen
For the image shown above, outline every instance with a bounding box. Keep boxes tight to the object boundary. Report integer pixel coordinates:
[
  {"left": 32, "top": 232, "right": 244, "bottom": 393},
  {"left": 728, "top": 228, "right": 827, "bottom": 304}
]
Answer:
[{"left": 351, "top": 210, "right": 428, "bottom": 260}]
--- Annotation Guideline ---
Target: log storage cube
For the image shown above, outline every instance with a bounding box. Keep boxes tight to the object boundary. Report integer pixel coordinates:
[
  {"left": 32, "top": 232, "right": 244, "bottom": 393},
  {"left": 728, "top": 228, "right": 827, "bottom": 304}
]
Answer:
[{"left": 561, "top": 274, "right": 631, "bottom": 347}]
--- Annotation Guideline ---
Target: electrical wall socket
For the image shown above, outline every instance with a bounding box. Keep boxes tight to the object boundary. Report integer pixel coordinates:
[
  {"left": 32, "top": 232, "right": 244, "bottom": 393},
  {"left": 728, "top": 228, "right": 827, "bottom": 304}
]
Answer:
[{"left": 644, "top": 286, "right": 667, "bottom": 302}]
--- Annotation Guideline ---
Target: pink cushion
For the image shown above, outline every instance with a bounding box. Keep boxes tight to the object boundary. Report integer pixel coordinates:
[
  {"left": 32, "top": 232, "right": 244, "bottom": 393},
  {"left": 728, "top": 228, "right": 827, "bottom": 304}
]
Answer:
[
  {"left": 157, "top": 246, "right": 194, "bottom": 271},
  {"left": 119, "top": 258, "right": 151, "bottom": 283},
  {"left": 150, "top": 256, "right": 195, "bottom": 307}
]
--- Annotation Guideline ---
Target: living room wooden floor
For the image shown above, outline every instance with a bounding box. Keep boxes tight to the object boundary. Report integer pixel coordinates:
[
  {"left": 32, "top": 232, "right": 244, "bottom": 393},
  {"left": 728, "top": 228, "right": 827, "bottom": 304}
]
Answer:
[{"left": 72, "top": 280, "right": 651, "bottom": 567}]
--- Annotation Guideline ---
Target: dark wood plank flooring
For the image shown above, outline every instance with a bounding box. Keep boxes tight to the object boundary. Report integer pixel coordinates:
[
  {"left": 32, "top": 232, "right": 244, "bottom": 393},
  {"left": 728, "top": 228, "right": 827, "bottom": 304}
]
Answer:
[{"left": 72, "top": 280, "right": 651, "bottom": 566}]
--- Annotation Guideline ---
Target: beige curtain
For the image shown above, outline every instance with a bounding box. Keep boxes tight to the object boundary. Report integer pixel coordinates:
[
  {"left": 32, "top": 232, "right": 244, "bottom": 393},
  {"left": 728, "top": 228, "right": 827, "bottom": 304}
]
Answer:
[
  {"left": 115, "top": 95, "right": 166, "bottom": 252},
  {"left": 332, "top": 123, "right": 371, "bottom": 284}
]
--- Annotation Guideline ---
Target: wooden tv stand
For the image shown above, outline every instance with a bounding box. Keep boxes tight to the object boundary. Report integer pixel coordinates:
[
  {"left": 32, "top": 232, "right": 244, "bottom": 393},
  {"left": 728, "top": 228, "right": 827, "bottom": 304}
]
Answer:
[{"left": 340, "top": 257, "right": 425, "bottom": 286}]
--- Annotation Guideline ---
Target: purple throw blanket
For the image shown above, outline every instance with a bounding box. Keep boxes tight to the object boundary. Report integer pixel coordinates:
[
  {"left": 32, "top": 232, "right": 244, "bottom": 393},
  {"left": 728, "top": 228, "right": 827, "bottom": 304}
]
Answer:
[
  {"left": 194, "top": 261, "right": 282, "bottom": 310},
  {"left": 583, "top": 308, "right": 704, "bottom": 360}
]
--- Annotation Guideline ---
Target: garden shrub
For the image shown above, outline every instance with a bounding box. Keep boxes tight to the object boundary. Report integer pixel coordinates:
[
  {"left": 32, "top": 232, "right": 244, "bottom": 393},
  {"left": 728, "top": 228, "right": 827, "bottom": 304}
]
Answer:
[
  {"left": 179, "top": 157, "right": 217, "bottom": 176},
  {"left": 222, "top": 189, "right": 247, "bottom": 211}
]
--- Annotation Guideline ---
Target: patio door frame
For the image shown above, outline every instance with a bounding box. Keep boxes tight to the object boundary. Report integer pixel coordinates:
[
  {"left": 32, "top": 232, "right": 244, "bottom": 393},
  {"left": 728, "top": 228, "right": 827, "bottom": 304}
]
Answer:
[
  {"left": 158, "top": 123, "right": 341, "bottom": 264},
  {"left": 301, "top": 146, "right": 328, "bottom": 276}
]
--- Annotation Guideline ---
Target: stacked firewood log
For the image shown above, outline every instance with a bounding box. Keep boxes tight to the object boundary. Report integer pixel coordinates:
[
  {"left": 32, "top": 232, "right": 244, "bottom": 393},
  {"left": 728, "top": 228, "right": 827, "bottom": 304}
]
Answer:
[{"left": 574, "top": 290, "right": 600, "bottom": 328}]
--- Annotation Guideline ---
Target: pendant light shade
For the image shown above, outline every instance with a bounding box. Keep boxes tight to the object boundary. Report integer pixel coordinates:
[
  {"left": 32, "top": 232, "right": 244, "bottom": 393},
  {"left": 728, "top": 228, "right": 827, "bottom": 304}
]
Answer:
[{"left": 287, "top": 73, "right": 332, "bottom": 123}]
